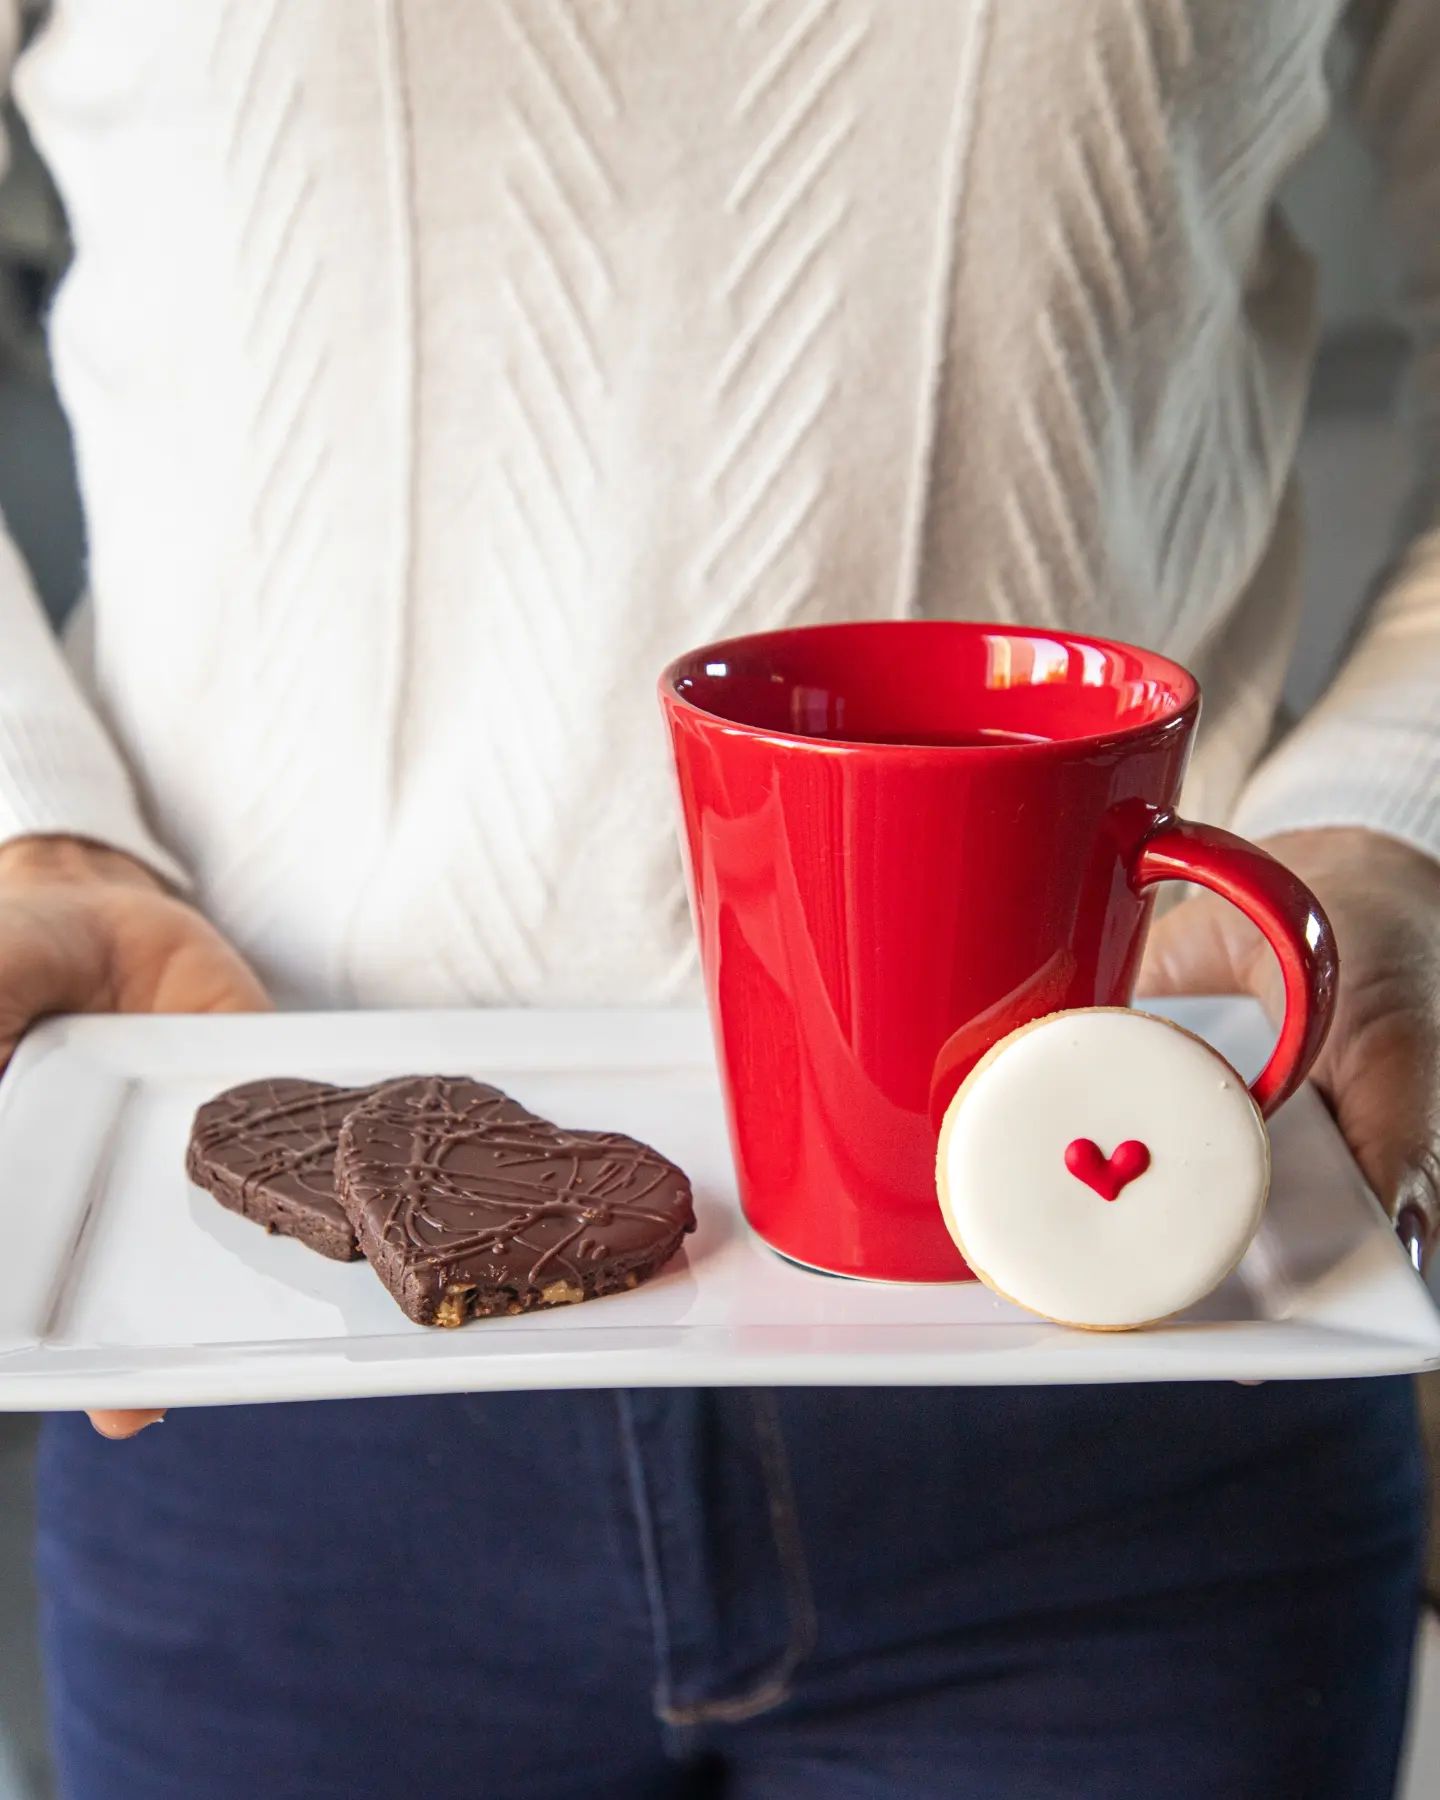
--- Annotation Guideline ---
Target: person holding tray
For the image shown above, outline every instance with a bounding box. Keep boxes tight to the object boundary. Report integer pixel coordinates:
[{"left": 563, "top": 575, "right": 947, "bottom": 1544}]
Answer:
[{"left": 1, "top": 3, "right": 1438, "bottom": 1796}]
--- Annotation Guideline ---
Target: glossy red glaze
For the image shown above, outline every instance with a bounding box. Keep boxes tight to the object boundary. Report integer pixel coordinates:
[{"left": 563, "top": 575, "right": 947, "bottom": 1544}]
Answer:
[
  {"left": 1131, "top": 818, "right": 1337, "bottom": 1114},
  {"left": 1065, "top": 1138, "right": 1152, "bottom": 1202},
  {"left": 659, "top": 621, "right": 1335, "bottom": 1281}
]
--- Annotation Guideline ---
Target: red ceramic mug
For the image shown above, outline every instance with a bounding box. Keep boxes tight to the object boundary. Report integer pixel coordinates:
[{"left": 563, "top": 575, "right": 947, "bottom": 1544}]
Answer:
[{"left": 660, "top": 621, "right": 1337, "bottom": 1282}]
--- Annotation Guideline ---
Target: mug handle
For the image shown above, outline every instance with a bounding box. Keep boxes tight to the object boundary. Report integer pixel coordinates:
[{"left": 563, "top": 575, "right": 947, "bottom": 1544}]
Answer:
[{"left": 1131, "top": 817, "right": 1338, "bottom": 1117}]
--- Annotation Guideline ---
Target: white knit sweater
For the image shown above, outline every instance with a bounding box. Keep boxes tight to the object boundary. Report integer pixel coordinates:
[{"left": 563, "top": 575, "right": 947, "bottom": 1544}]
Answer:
[{"left": 1, "top": 0, "right": 1438, "bottom": 1007}]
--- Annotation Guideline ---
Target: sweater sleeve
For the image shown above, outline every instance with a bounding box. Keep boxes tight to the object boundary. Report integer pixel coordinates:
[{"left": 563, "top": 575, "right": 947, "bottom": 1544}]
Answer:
[
  {"left": 0, "top": 6, "right": 187, "bottom": 886},
  {"left": 1234, "top": 0, "right": 1440, "bottom": 857}
]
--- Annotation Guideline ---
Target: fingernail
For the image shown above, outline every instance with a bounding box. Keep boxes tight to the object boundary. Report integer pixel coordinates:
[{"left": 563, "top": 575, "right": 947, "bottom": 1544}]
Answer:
[
  {"left": 90, "top": 1410, "right": 166, "bottom": 1440},
  {"left": 1397, "top": 1206, "right": 1429, "bottom": 1273}
]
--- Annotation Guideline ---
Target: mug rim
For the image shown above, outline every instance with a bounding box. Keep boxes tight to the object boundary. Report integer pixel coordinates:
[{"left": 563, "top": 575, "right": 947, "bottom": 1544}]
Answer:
[{"left": 658, "top": 620, "right": 1201, "bottom": 760}]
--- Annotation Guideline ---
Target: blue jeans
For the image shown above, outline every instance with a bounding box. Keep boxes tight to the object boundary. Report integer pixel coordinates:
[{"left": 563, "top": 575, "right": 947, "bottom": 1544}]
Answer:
[{"left": 38, "top": 1381, "right": 1422, "bottom": 1799}]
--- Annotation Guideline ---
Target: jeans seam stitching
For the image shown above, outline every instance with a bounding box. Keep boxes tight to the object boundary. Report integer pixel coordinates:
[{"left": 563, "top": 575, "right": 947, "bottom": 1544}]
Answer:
[
  {"left": 613, "top": 1391, "right": 677, "bottom": 1720},
  {"left": 658, "top": 1391, "right": 818, "bottom": 1726}
]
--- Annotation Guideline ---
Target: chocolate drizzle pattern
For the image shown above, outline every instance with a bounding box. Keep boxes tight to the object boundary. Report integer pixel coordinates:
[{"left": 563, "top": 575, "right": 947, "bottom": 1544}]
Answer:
[
  {"left": 336, "top": 1076, "right": 695, "bottom": 1321},
  {"left": 186, "top": 1077, "right": 397, "bottom": 1260}
]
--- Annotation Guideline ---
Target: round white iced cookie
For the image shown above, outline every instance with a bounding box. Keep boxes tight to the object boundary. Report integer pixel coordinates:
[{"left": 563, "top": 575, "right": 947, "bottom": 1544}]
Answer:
[{"left": 936, "top": 1008, "right": 1270, "bottom": 1331}]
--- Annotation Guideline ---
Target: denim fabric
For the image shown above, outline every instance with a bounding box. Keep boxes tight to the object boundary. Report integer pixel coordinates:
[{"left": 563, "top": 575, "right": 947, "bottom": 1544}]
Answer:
[{"left": 37, "top": 1379, "right": 1423, "bottom": 1799}]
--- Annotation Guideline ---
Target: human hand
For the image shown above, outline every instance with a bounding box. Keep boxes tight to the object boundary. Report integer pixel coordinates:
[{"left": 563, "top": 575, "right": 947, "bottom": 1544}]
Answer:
[
  {"left": 0, "top": 835, "right": 269, "bottom": 1437},
  {"left": 1140, "top": 826, "right": 1440, "bottom": 1268}
]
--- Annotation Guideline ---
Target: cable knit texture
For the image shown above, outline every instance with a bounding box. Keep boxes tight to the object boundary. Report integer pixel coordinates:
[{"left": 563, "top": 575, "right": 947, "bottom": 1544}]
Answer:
[{"left": 0, "top": 0, "right": 1437, "bottom": 1006}]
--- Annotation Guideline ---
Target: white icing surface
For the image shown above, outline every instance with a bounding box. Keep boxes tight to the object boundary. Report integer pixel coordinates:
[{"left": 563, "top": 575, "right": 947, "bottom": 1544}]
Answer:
[{"left": 937, "top": 1009, "right": 1270, "bottom": 1330}]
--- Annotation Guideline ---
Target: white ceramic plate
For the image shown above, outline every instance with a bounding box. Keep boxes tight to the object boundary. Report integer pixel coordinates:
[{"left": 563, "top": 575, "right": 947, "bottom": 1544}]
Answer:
[{"left": 0, "top": 998, "right": 1436, "bottom": 1410}]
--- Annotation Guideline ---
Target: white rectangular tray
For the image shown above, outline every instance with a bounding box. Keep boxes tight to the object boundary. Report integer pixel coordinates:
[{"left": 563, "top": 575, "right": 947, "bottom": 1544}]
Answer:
[{"left": 0, "top": 998, "right": 1437, "bottom": 1409}]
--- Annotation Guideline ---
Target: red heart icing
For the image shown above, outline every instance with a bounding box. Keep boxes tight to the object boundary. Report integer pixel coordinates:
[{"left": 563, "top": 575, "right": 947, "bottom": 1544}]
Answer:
[{"left": 1064, "top": 1137, "right": 1151, "bottom": 1201}]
